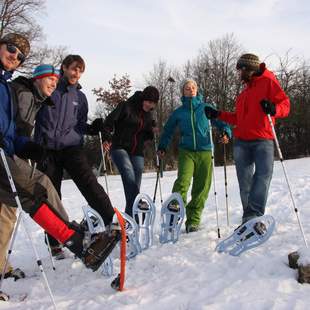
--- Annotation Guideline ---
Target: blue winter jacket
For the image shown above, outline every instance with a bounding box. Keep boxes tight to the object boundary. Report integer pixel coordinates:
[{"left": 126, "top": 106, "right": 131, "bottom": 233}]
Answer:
[
  {"left": 34, "top": 77, "right": 88, "bottom": 149},
  {"left": 158, "top": 95, "right": 232, "bottom": 152},
  {"left": 0, "top": 68, "right": 28, "bottom": 156}
]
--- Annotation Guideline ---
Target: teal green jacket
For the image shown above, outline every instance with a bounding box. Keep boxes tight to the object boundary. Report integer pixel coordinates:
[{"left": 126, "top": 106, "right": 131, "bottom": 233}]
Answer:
[{"left": 158, "top": 95, "right": 232, "bottom": 152}]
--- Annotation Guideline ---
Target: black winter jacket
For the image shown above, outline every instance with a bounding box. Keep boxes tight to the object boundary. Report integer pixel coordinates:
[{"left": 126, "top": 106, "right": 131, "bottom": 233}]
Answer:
[{"left": 103, "top": 91, "right": 155, "bottom": 156}]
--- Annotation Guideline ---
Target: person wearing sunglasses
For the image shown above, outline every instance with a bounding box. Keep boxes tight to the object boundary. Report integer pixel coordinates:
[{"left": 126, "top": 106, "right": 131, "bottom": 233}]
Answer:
[
  {"left": 92, "top": 86, "right": 159, "bottom": 217},
  {"left": 0, "top": 35, "right": 121, "bottom": 289}
]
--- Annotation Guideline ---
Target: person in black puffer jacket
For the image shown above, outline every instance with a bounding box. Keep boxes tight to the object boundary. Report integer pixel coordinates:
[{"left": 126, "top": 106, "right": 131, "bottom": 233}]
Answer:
[{"left": 101, "top": 86, "right": 159, "bottom": 216}]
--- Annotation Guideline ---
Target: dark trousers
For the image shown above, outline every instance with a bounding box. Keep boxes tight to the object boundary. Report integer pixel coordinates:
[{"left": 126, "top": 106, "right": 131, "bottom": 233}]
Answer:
[
  {"left": 38, "top": 146, "right": 115, "bottom": 246},
  {"left": 111, "top": 149, "right": 144, "bottom": 216}
]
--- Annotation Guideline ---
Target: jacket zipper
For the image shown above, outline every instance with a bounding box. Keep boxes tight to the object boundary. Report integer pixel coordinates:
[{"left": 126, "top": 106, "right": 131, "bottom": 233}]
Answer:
[
  {"left": 190, "top": 99, "right": 196, "bottom": 150},
  {"left": 131, "top": 111, "right": 144, "bottom": 154}
]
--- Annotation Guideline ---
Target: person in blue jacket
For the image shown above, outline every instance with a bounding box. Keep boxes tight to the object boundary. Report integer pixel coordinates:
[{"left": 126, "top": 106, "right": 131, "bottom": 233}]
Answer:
[
  {"left": 0, "top": 34, "right": 120, "bottom": 282},
  {"left": 158, "top": 79, "right": 231, "bottom": 233},
  {"left": 34, "top": 55, "right": 116, "bottom": 258}
]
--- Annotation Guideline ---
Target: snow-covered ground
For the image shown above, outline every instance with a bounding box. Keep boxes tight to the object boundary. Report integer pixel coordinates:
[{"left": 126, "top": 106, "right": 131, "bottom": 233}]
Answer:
[{"left": 1, "top": 157, "right": 310, "bottom": 310}]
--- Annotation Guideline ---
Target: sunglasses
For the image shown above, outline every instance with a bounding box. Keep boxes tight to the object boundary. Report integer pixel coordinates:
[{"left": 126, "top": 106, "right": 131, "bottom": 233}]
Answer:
[{"left": 6, "top": 43, "right": 26, "bottom": 63}]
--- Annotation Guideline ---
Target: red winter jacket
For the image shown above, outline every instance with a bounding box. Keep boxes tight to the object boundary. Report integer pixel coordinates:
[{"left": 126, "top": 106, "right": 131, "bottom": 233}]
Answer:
[{"left": 219, "top": 66, "right": 290, "bottom": 140}]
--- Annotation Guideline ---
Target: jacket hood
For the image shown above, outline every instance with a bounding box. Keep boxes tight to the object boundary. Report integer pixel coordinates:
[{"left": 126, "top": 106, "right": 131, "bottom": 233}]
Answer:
[{"left": 11, "top": 76, "right": 54, "bottom": 106}]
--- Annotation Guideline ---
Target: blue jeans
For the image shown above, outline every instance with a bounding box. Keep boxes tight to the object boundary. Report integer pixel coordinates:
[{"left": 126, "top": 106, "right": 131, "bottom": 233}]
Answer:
[
  {"left": 233, "top": 139, "right": 274, "bottom": 223},
  {"left": 111, "top": 149, "right": 144, "bottom": 216}
]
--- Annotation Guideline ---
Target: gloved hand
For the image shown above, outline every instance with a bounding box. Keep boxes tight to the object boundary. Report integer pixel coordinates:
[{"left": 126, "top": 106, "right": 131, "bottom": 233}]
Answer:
[
  {"left": 205, "top": 106, "right": 221, "bottom": 119},
  {"left": 157, "top": 150, "right": 166, "bottom": 159},
  {"left": 18, "top": 141, "right": 46, "bottom": 162},
  {"left": 88, "top": 118, "right": 104, "bottom": 135},
  {"left": 260, "top": 99, "right": 276, "bottom": 116}
]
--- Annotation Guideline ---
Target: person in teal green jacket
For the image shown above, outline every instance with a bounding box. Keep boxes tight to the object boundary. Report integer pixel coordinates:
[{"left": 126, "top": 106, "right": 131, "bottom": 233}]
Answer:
[{"left": 158, "top": 79, "right": 231, "bottom": 233}]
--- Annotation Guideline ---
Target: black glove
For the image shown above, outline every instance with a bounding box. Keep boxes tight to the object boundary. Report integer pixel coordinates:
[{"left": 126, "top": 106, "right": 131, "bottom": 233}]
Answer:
[
  {"left": 87, "top": 118, "right": 104, "bottom": 135},
  {"left": 17, "top": 142, "right": 46, "bottom": 162},
  {"left": 260, "top": 99, "right": 276, "bottom": 116},
  {"left": 205, "top": 106, "right": 221, "bottom": 119}
]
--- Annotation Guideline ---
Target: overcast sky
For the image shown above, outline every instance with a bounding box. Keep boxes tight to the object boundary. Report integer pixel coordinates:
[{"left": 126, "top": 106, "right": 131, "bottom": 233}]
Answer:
[{"left": 39, "top": 0, "right": 310, "bottom": 114}]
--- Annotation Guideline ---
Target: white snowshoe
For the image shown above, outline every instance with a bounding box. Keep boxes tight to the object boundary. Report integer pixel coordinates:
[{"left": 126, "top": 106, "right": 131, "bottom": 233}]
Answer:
[
  {"left": 159, "top": 193, "right": 185, "bottom": 244},
  {"left": 132, "top": 193, "right": 156, "bottom": 250},
  {"left": 215, "top": 215, "right": 275, "bottom": 256}
]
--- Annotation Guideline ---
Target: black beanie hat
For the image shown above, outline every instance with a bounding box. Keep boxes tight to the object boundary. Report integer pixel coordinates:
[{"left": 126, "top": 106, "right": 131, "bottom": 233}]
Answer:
[
  {"left": 236, "top": 53, "right": 260, "bottom": 71},
  {"left": 141, "top": 86, "right": 159, "bottom": 103}
]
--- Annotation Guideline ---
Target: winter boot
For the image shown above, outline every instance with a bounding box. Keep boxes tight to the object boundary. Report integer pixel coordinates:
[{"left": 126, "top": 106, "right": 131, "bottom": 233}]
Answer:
[
  {"left": 0, "top": 266, "right": 25, "bottom": 281},
  {"left": 186, "top": 224, "right": 199, "bottom": 233}
]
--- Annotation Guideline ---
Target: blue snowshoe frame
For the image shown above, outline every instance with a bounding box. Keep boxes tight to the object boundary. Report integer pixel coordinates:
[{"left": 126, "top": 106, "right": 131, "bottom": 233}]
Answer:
[
  {"left": 120, "top": 212, "right": 142, "bottom": 260},
  {"left": 159, "top": 193, "right": 185, "bottom": 244},
  {"left": 215, "top": 215, "right": 275, "bottom": 256}
]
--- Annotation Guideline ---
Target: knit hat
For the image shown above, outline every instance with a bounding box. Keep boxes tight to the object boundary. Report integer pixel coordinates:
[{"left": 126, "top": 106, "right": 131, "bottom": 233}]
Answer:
[
  {"left": 236, "top": 53, "right": 260, "bottom": 71},
  {"left": 181, "top": 78, "right": 198, "bottom": 94},
  {"left": 32, "top": 64, "right": 60, "bottom": 80},
  {"left": 141, "top": 86, "right": 159, "bottom": 103},
  {"left": 0, "top": 33, "right": 30, "bottom": 58}
]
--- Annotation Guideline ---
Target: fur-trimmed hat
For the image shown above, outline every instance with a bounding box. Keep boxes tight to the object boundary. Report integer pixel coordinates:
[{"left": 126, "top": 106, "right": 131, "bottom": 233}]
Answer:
[
  {"left": 0, "top": 33, "right": 30, "bottom": 58},
  {"left": 236, "top": 53, "right": 260, "bottom": 71},
  {"left": 141, "top": 86, "right": 159, "bottom": 103}
]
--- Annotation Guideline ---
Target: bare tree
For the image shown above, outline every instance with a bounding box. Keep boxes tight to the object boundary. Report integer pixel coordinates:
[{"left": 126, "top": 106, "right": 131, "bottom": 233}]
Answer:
[
  {"left": 0, "top": 0, "right": 67, "bottom": 73},
  {"left": 92, "top": 74, "right": 132, "bottom": 118}
]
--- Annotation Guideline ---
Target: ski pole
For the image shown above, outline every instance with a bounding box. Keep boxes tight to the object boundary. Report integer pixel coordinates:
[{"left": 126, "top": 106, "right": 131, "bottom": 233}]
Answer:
[
  {"left": 0, "top": 210, "right": 22, "bottom": 291},
  {"left": 0, "top": 148, "right": 57, "bottom": 309},
  {"left": 267, "top": 115, "right": 308, "bottom": 247},
  {"left": 98, "top": 131, "right": 109, "bottom": 195},
  {"left": 208, "top": 121, "right": 221, "bottom": 238},
  {"left": 153, "top": 136, "right": 163, "bottom": 204},
  {"left": 223, "top": 143, "right": 230, "bottom": 226}
]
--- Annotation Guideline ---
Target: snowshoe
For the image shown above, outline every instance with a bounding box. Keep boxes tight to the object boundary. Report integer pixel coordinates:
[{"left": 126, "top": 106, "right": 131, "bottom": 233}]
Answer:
[
  {"left": 159, "top": 193, "right": 185, "bottom": 244},
  {"left": 121, "top": 212, "right": 142, "bottom": 260},
  {"left": 132, "top": 193, "right": 156, "bottom": 250},
  {"left": 81, "top": 206, "right": 114, "bottom": 276},
  {"left": 215, "top": 215, "right": 275, "bottom": 256},
  {"left": 83, "top": 226, "right": 121, "bottom": 272},
  {"left": 0, "top": 291, "right": 9, "bottom": 301}
]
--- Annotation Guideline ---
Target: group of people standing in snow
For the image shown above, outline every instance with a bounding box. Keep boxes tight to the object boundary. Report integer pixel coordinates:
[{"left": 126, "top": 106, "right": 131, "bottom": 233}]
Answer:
[{"left": 0, "top": 32, "right": 289, "bottom": 289}]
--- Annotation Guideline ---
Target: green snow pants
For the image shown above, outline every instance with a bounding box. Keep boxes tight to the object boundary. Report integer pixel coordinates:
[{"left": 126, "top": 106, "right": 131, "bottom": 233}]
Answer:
[{"left": 172, "top": 148, "right": 212, "bottom": 227}]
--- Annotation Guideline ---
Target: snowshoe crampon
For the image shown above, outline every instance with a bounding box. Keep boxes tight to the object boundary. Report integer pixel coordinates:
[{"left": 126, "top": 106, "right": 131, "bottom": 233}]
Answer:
[
  {"left": 132, "top": 193, "right": 156, "bottom": 250},
  {"left": 215, "top": 215, "right": 275, "bottom": 256},
  {"left": 0, "top": 291, "right": 9, "bottom": 302},
  {"left": 159, "top": 193, "right": 185, "bottom": 244},
  {"left": 81, "top": 206, "right": 114, "bottom": 276}
]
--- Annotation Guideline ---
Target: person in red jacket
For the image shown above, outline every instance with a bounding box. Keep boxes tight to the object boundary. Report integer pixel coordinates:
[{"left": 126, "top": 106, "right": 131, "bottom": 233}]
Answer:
[{"left": 205, "top": 53, "right": 290, "bottom": 223}]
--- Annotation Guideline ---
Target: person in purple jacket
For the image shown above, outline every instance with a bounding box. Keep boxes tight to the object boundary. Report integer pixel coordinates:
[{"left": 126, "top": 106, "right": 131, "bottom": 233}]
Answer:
[{"left": 34, "top": 55, "right": 116, "bottom": 259}]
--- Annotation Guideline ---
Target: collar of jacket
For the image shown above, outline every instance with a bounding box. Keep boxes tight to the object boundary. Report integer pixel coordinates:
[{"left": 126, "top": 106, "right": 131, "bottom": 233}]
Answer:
[
  {"left": 127, "top": 91, "right": 144, "bottom": 111},
  {"left": 181, "top": 95, "right": 203, "bottom": 109},
  {"left": 0, "top": 66, "right": 13, "bottom": 82},
  {"left": 58, "top": 76, "right": 82, "bottom": 92},
  {"left": 247, "top": 63, "right": 268, "bottom": 87}
]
